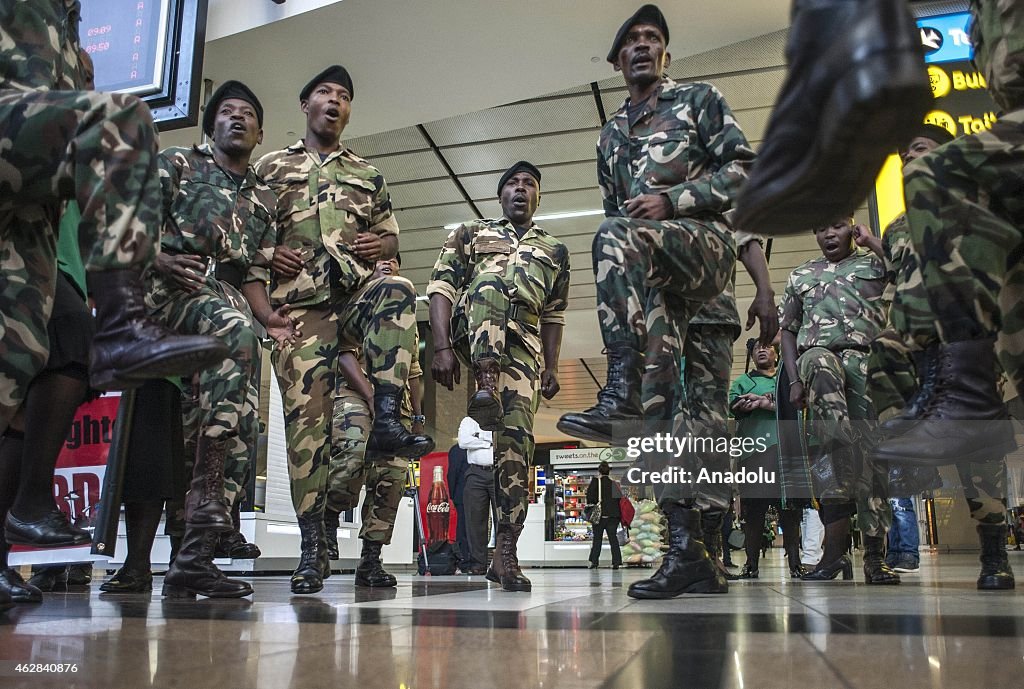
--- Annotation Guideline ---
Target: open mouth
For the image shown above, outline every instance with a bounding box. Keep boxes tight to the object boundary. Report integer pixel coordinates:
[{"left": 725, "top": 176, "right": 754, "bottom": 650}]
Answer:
[
  {"left": 229, "top": 123, "right": 246, "bottom": 133},
  {"left": 632, "top": 56, "right": 653, "bottom": 68},
  {"left": 324, "top": 108, "right": 340, "bottom": 122}
]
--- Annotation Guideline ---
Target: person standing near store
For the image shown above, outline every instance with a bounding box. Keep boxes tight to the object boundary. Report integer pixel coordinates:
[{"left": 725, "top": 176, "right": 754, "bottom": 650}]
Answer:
[
  {"left": 586, "top": 462, "right": 622, "bottom": 569},
  {"left": 258, "top": 65, "right": 433, "bottom": 595},
  {"left": 458, "top": 416, "right": 496, "bottom": 576},
  {"left": 429, "top": 161, "right": 570, "bottom": 592},
  {"left": 556, "top": 4, "right": 755, "bottom": 600}
]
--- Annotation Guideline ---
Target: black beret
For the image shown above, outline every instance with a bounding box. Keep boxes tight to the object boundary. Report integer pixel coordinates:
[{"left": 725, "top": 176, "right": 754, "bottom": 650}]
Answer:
[
  {"left": 607, "top": 4, "right": 670, "bottom": 63},
  {"left": 299, "top": 64, "right": 354, "bottom": 102},
  {"left": 203, "top": 80, "right": 263, "bottom": 137},
  {"left": 908, "top": 123, "right": 956, "bottom": 148},
  {"left": 497, "top": 161, "right": 541, "bottom": 196}
]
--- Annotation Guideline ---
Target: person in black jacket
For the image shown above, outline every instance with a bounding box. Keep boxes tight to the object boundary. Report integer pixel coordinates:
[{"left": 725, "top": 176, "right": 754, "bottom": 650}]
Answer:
[
  {"left": 446, "top": 443, "right": 471, "bottom": 572},
  {"left": 586, "top": 462, "right": 622, "bottom": 569}
]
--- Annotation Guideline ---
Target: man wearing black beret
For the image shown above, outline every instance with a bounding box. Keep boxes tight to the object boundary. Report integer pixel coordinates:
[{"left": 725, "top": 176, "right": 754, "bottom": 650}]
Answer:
[
  {"left": 144, "top": 79, "right": 299, "bottom": 598},
  {"left": 256, "top": 65, "right": 433, "bottom": 595},
  {"left": 428, "top": 161, "right": 570, "bottom": 592},
  {"left": 558, "top": 4, "right": 761, "bottom": 599}
]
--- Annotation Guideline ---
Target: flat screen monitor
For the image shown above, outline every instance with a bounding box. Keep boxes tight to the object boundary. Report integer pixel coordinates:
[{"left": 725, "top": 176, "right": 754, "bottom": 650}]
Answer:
[{"left": 80, "top": 0, "right": 208, "bottom": 131}]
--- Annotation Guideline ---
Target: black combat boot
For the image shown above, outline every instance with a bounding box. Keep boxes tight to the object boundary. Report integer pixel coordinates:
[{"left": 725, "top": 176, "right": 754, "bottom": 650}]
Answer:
[
  {"left": 977, "top": 523, "right": 1015, "bottom": 591},
  {"left": 484, "top": 523, "right": 531, "bottom": 592},
  {"left": 733, "top": 0, "right": 931, "bottom": 234},
  {"left": 702, "top": 511, "right": 738, "bottom": 581},
  {"left": 291, "top": 516, "right": 328, "bottom": 595},
  {"left": 468, "top": 357, "right": 504, "bottom": 430},
  {"left": 215, "top": 499, "right": 261, "bottom": 559},
  {"left": 809, "top": 444, "right": 860, "bottom": 504},
  {"left": 162, "top": 526, "right": 252, "bottom": 599},
  {"left": 355, "top": 540, "right": 397, "bottom": 587},
  {"left": 184, "top": 436, "right": 232, "bottom": 532},
  {"left": 557, "top": 343, "right": 643, "bottom": 443},
  {"left": 0, "top": 568, "right": 42, "bottom": 603},
  {"left": 862, "top": 535, "right": 901, "bottom": 585},
  {"left": 880, "top": 349, "right": 939, "bottom": 436},
  {"left": 873, "top": 340, "right": 1017, "bottom": 465},
  {"left": 323, "top": 509, "right": 341, "bottom": 560},
  {"left": 627, "top": 504, "right": 728, "bottom": 599},
  {"left": 0, "top": 587, "right": 12, "bottom": 614},
  {"left": 88, "top": 269, "right": 229, "bottom": 390},
  {"left": 365, "top": 385, "right": 435, "bottom": 459}
]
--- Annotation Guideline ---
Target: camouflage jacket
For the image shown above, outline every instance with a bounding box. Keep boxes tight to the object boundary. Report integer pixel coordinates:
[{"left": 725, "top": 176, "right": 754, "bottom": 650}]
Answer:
[
  {"left": 780, "top": 250, "right": 888, "bottom": 353},
  {"left": 970, "top": 0, "right": 1024, "bottom": 112},
  {"left": 599, "top": 78, "right": 757, "bottom": 326},
  {"left": 148, "top": 144, "right": 276, "bottom": 307},
  {"left": 598, "top": 78, "right": 756, "bottom": 244},
  {"left": 427, "top": 217, "right": 570, "bottom": 357},
  {"left": 0, "top": 0, "right": 83, "bottom": 91},
  {"left": 254, "top": 141, "right": 399, "bottom": 307}
]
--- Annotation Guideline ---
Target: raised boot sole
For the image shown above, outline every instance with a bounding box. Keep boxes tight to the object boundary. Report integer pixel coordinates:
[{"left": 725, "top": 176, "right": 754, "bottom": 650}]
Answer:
[
  {"left": 162, "top": 582, "right": 253, "bottom": 599},
  {"left": 90, "top": 340, "right": 230, "bottom": 391},
  {"left": 627, "top": 575, "right": 729, "bottom": 600},
  {"left": 735, "top": 50, "right": 931, "bottom": 235},
  {"left": 555, "top": 417, "right": 613, "bottom": 444}
]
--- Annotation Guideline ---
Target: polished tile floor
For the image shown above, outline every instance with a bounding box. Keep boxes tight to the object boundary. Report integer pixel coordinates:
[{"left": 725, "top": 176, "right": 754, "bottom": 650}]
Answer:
[{"left": 2, "top": 551, "right": 1023, "bottom": 689}]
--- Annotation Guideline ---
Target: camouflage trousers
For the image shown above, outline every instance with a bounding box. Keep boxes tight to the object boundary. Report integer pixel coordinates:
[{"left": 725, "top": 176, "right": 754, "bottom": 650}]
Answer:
[
  {"left": 454, "top": 292, "right": 539, "bottom": 527},
  {"left": 591, "top": 216, "right": 734, "bottom": 352},
  {"left": 798, "top": 347, "right": 890, "bottom": 537},
  {"left": 0, "top": 89, "right": 160, "bottom": 433},
  {"left": 326, "top": 382, "right": 407, "bottom": 544},
  {"left": 273, "top": 276, "right": 417, "bottom": 519},
  {"left": 148, "top": 276, "right": 259, "bottom": 508},
  {"left": 890, "top": 107, "right": 1024, "bottom": 403},
  {"left": 641, "top": 289, "right": 737, "bottom": 511}
]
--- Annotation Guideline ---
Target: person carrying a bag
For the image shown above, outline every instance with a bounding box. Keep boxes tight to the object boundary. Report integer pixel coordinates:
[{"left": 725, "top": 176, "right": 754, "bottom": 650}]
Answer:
[{"left": 586, "top": 461, "right": 622, "bottom": 569}]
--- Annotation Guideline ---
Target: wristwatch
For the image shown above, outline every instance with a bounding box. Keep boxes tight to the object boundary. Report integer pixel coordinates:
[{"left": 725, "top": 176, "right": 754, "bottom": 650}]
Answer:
[{"left": 411, "top": 414, "right": 426, "bottom": 424}]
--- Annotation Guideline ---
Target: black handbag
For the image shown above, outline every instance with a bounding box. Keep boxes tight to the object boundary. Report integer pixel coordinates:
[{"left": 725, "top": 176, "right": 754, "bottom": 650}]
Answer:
[{"left": 584, "top": 478, "right": 603, "bottom": 524}]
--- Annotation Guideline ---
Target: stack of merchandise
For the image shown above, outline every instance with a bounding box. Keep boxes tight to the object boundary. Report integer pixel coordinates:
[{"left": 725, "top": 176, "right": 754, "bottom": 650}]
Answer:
[{"left": 621, "top": 500, "right": 666, "bottom": 566}]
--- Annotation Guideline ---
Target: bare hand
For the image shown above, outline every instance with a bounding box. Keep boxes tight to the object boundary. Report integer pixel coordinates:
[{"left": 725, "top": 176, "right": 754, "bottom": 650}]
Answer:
[
  {"left": 432, "top": 348, "right": 460, "bottom": 390},
  {"left": 746, "top": 291, "right": 779, "bottom": 345},
  {"left": 624, "top": 194, "right": 673, "bottom": 221},
  {"left": 266, "top": 304, "right": 301, "bottom": 347},
  {"left": 541, "top": 369, "right": 560, "bottom": 400},
  {"left": 273, "top": 246, "right": 305, "bottom": 279},
  {"left": 789, "top": 381, "right": 806, "bottom": 409},
  {"left": 353, "top": 232, "right": 383, "bottom": 261},
  {"left": 154, "top": 252, "right": 206, "bottom": 293},
  {"left": 852, "top": 224, "right": 881, "bottom": 253}
]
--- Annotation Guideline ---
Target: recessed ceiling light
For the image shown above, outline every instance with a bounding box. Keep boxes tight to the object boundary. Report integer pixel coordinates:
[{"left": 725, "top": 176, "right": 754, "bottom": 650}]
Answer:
[{"left": 590, "top": 56, "right": 601, "bottom": 63}]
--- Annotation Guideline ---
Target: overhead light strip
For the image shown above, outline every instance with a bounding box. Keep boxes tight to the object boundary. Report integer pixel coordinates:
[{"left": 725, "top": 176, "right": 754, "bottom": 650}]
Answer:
[{"left": 443, "top": 208, "right": 604, "bottom": 230}]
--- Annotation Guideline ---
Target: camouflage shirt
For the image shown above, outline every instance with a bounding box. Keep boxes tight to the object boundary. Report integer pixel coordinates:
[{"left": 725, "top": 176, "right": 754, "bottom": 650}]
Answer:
[
  {"left": 599, "top": 78, "right": 757, "bottom": 326},
  {"left": 148, "top": 144, "right": 276, "bottom": 306},
  {"left": 880, "top": 213, "right": 910, "bottom": 304},
  {"left": 254, "top": 141, "right": 399, "bottom": 307},
  {"left": 427, "top": 217, "right": 570, "bottom": 357},
  {"left": 0, "top": 0, "right": 83, "bottom": 91},
  {"left": 598, "top": 78, "right": 756, "bottom": 244},
  {"left": 780, "top": 250, "right": 888, "bottom": 354}
]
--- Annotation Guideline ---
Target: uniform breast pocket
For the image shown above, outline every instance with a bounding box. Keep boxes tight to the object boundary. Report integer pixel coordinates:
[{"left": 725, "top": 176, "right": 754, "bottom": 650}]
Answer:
[
  {"left": 645, "top": 128, "right": 697, "bottom": 185},
  {"left": 523, "top": 247, "right": 559, "bottom": 292},
  {"left": 333, "top": 176, "right": 377, "bottom": 245},
  {"left": 471, "top": 240, "right": 512, "bottom": 278},
  {"left": 240, "top": 203, "right": 273, "bottom": 258}
]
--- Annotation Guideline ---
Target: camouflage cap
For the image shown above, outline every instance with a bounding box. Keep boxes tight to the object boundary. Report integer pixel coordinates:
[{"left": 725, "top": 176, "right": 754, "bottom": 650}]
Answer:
[
  {"left": 497, "top": 161, "right": 541, "bottom": 195},
  {"left": 299, "top": 64, "right": 354, "bottom": 102},
  {"left": 607, "top": 4, "right": 670, "bottom": 63},
  {"left": 203, "top": 80, "right": 263, "bottom": 136}
]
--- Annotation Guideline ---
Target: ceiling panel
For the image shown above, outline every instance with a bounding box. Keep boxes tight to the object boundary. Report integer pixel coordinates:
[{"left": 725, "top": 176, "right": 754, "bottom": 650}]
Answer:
[
  {"left": 394, "top": 203, "right": 474, "bottom": 232},
  {"left": 425, "top": 95, "right": 602, "bottom": 147},
  {"left": 460, "top": 161, "right": 598, "bottom": 201},
  {"left": 389, "top": 178, "right": 466, "bottom": 208},
  {"left": 347, "top": 126, "right": 429, "bottom": 158},
  {"left": 475, "top": 188, "right": 604, "bottom": 220},
  {"left": 372, "top": 150, "right": 448, "bottom": 184},
  {"left": 442, "top": 130, "right": 600, "bottom": 176}
]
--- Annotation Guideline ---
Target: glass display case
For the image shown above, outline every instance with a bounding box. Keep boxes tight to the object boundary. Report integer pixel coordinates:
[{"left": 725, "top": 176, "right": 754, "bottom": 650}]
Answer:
[{"left": 552, "top": 471, "right": 593, "bottom": 542}]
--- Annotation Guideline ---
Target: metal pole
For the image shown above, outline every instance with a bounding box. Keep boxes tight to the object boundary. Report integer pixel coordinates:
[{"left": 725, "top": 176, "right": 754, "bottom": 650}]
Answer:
[{"left": 91, "top": 390, "right": 136, "bottom": 556}]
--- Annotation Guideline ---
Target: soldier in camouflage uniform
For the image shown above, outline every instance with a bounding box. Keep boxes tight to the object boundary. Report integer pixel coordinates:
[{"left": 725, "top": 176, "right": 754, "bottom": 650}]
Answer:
[
  {"left": 555, "top": 5, "right": 755, "bottom": 600},
  {"left": 257, "top": 65, "right": 432, "bottom": 595},
  {"left": 780, "top": 219, "right": 899, "bottom": 584},
  {"left": 0, "top": 1, "right": 226, "bottom": 552},
  {"left": 323, "top": 256, "right": 421, "bottom": 588},
  {"left": 429, "top": 161, "right": 570, "bottom": 592},
  {"left": 867, "top": 118, "right": 1015, "bottom": 590},
  {"left": 147, "top": 80, "right": 299, "bottom": 599}
]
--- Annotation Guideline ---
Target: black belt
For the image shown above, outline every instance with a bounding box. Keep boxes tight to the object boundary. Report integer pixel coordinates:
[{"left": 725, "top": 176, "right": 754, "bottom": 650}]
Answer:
[{"left": 215, "top": 263, "right": 244, "bottom": 289}]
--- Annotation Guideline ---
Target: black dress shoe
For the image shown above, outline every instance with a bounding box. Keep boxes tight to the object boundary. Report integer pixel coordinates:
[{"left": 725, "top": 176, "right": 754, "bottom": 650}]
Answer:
[
  {"left": 738, "top": 564, "right": 759, "bottom": 579},
  {"left": 4, "top": 511, "right": 91, "bottom": 547},
  {"left": 733, "top": 0, "right": 931, "bottom": 234},
  {"left": 27, "top": 566, "right": 69, "bottom": 592},
  {"left": 801, "top": 555, "right": 854, "bottom": 581},
  {"left": 0, "top": 568, "right": 43, "bottom": 603},
  {"left": 99, "top": 567, "right": 153, "bottom": 593}
]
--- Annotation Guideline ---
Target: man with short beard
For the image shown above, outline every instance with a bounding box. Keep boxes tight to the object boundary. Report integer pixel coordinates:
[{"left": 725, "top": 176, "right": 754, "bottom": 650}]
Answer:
[
  {"left": 147, "top": 80, "right": 298, "bottom": 599},
  {"left": 257, "top": 65, "right": 433, "bottom": 595}
]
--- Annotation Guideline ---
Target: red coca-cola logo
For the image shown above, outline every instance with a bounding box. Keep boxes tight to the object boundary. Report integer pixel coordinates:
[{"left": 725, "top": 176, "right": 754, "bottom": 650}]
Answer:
[{"left": 426, "top": 502, "right": 450, "bottom": 513}]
